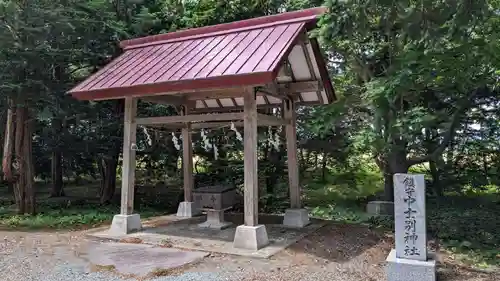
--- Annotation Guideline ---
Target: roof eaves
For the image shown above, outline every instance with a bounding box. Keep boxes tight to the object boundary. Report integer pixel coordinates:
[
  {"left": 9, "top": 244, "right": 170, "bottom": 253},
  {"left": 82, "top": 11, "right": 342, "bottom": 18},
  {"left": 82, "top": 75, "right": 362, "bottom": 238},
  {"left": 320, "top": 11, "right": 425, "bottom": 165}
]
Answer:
[
  {"left": 309, "top": 38, "right": 336, "bottom": 102},
  {"left": 70, "top": 71, "right": 277, "bottom": 101}
]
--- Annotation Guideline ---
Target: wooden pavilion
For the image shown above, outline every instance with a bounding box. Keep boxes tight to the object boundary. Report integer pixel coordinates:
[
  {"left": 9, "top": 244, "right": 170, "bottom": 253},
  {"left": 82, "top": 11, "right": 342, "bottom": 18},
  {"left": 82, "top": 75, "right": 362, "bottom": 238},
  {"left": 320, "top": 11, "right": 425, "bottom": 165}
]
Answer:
[{"left": 69, "top": 7, "right": 335, "bottom": 250}]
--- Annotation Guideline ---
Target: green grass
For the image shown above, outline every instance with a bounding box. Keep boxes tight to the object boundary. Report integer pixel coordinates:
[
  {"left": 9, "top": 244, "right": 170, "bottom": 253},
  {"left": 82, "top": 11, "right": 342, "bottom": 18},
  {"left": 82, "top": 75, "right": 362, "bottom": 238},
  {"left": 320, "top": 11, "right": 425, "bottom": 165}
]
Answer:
[
  {"left": 0, "top": 202, "right": 164, "bottom": 230},
  {"left": 427, "top": 195, "right": 500, "bottom": 268},
  {"left": 307, "top": 185, "right": 500, "bottom": 269}
]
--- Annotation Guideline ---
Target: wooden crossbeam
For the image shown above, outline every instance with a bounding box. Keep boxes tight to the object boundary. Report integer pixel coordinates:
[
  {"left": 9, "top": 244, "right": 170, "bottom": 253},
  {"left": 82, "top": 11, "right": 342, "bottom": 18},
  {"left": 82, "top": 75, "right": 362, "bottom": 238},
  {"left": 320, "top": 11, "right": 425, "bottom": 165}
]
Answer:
[
  {"left": 145, "top": 117, "right": 286, "bottom": 129},
  {"left": 137, "top": 81, "right": 321, "bottom": 107},
  {"left": 141, "top": 95, "right": 185, "bottom": 105},
  {"left": 136, "top": 112, "right": 244, "bottom": 125},
  {"left": 257, "top": 113, "right": 289, "bottom": 126},
  {"left": 259, "top": 81, "right": 321, "bottom": 97}
]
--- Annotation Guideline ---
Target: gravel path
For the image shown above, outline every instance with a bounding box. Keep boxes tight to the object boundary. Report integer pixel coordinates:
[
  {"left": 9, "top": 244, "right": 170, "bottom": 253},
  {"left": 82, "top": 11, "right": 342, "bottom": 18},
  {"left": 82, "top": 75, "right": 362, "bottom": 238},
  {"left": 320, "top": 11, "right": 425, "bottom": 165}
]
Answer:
[{"left": 0, "top": 225, "right": 497, "bottom": 281}]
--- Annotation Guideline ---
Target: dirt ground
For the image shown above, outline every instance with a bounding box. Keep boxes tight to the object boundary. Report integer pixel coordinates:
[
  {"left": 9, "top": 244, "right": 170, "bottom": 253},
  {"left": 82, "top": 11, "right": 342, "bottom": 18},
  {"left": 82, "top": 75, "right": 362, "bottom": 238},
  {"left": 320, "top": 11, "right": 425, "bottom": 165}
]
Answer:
[{"left": 0, "top": 223, "right": 497, "bottom": 281}]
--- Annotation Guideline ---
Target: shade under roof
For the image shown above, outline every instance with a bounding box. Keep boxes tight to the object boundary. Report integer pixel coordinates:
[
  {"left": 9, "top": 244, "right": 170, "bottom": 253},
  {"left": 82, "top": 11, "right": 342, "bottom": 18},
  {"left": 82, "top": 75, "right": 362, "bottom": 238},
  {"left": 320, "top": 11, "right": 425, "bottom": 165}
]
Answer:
[{"left": 69, "top": 7, "right": 335, "bottom": 109}]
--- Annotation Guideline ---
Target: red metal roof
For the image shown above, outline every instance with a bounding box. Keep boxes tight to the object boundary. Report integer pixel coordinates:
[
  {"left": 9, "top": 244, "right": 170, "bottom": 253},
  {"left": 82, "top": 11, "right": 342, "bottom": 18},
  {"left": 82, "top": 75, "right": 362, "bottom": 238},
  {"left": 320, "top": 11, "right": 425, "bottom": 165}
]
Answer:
[{"left": 69, "top": 7, "right": 330, "bottom": 101}]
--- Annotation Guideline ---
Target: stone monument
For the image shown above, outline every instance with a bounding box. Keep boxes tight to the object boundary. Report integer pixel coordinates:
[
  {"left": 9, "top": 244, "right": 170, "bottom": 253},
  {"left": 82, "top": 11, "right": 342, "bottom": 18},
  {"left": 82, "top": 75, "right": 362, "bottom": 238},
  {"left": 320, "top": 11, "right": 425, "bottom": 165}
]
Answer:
[{"left": 386, "top": 173, "right": 437, "bottom": 281}]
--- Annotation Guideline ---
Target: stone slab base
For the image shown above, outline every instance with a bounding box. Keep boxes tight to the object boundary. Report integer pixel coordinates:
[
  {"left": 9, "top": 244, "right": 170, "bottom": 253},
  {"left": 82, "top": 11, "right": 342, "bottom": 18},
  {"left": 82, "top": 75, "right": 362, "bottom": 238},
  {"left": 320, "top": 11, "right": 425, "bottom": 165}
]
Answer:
[
  {"left": 283, "top": 208, "right": 310, "bottom": 228},
  {"left": 233, "top": 225, "right": 269, "bottom": 251},
  {"left": 109, "top": 214, "right": 142, "bottom": 235},
  {"left": 386, "top": 249, "right": 437, "bottom": 281},
  {"left": 176, "top": 201, "right": 201, "bottom": 217},
  {"left": 367, "top": 200, "right": 394, "bottom": 216},
  {"left": 198, "top": 210, "right": 232, "bottom": 230},
  {"left": 88, "top": 242, "right": 208, "bottom": 277}
]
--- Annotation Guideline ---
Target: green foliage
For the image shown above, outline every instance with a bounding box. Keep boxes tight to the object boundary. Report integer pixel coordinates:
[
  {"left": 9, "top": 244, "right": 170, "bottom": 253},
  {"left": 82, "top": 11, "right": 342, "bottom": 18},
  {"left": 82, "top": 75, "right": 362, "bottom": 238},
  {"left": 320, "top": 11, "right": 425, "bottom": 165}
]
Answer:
[
  {"left": 0, "top": 201, "right": 162, "bottom": 229},
  {"left": 317, "top": 0, "right": 500, "bottom": 201},
  {"left": 427, "top": 195, "right": 500, "bottom": 267},
  {"left": 0, "top": 0, "right": 499, "bottom": 271},
  {"left": 310, "top": 204, "right": 369, "bottom": 223}
]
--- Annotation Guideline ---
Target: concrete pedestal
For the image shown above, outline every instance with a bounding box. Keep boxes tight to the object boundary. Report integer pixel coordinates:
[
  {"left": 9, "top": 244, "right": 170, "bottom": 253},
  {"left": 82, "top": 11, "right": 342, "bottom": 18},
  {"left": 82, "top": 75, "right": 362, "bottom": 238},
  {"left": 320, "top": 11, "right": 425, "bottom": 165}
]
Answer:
[
  {"left": 283, "top": 208, "right": 310, "bottom": 228},
  {"left": 233, "top": 225, "right": 269, "bottom": 251},
  {"left": 198, "top": 210, "right": 232, "bottom": 230},
  {"left": 367, "top": 201, "right": 394, "bottom": 216},
  {"left": 109, "top": 214, "right": 142, "bottom": 235},
  {"left": 176, "top": 201, "right": 201, "bottom": 217},
  {"left": 386, "top": 249, "right": 437, "bottom": 281}
]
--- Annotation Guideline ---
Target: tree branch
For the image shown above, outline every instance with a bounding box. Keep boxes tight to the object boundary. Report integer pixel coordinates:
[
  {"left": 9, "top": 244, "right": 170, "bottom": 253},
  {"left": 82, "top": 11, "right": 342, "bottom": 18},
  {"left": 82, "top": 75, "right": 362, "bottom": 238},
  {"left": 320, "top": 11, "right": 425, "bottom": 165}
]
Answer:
[{"left": 407, "top": 88, "right": 482, "bottom": 166}]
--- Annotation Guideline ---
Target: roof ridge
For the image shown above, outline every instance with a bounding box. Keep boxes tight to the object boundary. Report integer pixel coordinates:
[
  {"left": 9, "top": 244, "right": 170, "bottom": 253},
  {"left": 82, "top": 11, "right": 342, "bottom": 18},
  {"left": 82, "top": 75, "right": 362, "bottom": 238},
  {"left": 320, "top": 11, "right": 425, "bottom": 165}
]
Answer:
[{"left": 120, "top": 7, "right": 326, "bottom": 50}]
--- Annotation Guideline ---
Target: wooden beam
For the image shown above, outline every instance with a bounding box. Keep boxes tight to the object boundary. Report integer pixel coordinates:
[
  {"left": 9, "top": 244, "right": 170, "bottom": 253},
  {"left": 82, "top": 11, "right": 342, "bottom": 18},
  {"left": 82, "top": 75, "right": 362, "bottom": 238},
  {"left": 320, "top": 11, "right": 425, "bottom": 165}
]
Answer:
[
  {"left": 284, "top": 99, "right": 300, "bottom": 208},
  {"left": 257, "top": 113, "right": 289, "bottom": 126},
  {"left": 230, "top": 97, "right": 238, "bottom": 107},
  {"left": 192, "top": 121, "right": 244, "bottom": 129},
  {"left": 141, "top": 95, "right": 185, "bottom": 105},
  {"left": 136, "top": 112, "right": 244, "bottom": 125},
  {"left": 259, "top": 81, "right": 321, "bottom": 97},
  {"left": 181, "top": 104, "right": 194, "bottom": 202},
  {"left": 120, "top": 97, "right": 138, "bottom": 215},
  {"left": 243, "top": 88, "right": 258, "bottom": 226},
  {"left": 191, "top": 104, "right": 280, "bottom": 113},
  {"left": 286, "top": 58, "right": 304, "bottom": 103},
  {"left": 257, "top": 83, "right": 286, "bottom": 100},
  {"left": 300, "top": 41, "right": 324, "bottom": 104}
]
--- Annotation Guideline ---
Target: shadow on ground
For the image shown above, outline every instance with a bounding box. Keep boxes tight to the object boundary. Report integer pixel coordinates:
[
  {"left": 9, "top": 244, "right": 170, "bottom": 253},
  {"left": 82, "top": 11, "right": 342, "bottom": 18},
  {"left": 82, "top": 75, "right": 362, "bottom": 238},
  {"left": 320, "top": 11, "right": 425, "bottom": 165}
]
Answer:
[{"left": 285, "top": 222, "right": 388, "bottom": 263}]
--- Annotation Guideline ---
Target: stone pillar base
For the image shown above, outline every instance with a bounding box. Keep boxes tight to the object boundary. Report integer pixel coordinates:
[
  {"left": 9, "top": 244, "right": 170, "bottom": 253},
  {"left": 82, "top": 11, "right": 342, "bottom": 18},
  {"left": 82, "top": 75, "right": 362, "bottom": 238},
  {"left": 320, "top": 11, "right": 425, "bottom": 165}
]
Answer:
[
  {"left": 233, "top": 225, "right": 269, "bottom": 251},
  {"left": 109, "top": 214, "right": 142, "bottom": 235},
  {"left": 283, "top": 208, "right": 310, "bottom": 228},
  {"left": 176, "top": 201, "right": 201, "bottom": 217},
  {"left": 367, "top": 200, "right": 394, "bottom": 216},
  {"left": 386, "top": 249, "right": 437, "bottom": 281},
  {"left": 198, "top": 210, "right": 232, "bottom": 230}
]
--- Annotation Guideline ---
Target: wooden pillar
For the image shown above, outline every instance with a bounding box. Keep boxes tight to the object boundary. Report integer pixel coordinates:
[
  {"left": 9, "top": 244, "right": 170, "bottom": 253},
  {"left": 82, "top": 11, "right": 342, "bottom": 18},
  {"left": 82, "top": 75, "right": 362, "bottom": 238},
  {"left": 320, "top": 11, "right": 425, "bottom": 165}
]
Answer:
[
  {"left": 120, "top": 97, "right": 138, "bottom": 215},
  {"left": 284, "top": 99, "right": 300, "bottom": 208},
  {"left": 243, "top": 88, "right": 258, "bottom": 226},
  {"left": 181, "top": 105, "right": 193, "bottom": 202}
]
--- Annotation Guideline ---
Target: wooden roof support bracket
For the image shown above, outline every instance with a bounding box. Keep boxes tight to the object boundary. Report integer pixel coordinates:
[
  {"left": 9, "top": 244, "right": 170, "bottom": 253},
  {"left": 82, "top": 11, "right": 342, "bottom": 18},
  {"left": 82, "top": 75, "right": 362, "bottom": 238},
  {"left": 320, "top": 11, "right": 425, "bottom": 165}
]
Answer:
[
  {"left": 299, "top": 40, "right": 324, "bottom": 104},
  {"left": 259, "top": 81, "right": 321, "bottom": 97},
  {"left": 257, "top": 83, "right": 286, "bottom": 100}
]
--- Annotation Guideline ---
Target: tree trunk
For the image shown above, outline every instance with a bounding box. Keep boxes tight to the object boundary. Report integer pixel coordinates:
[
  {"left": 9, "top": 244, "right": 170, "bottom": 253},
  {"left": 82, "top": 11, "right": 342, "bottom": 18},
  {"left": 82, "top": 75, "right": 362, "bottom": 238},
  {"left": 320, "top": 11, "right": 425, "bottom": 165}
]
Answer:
[
  {"left": 3, "top": 99, "right": 15, "bottom": 183},
  {"left": 429, "top": 159, "right": 443, "bottom": 197},
  {"left": 23, "top": 117, "right": 35, "bottom": 214},
  {"left": 99, "top": 156, "right": 118, "bottom": 204},
  {"left": 13, "top": 106, "right": 26, "bottom": 214},
  {"left": 321, "top": 152, "right": 328, "bottom": 182},
  {"left": 50, "top": 118, "right": 64, "bottom": 197},
  {"left": 51, "top": 150, "right": 64, "bottom": 196},
  {"left": 382, "top": 151, "right": 409, "bottom": 202},
  {"left": 11, "top": 106, "right": 35, "bottom": 214}
]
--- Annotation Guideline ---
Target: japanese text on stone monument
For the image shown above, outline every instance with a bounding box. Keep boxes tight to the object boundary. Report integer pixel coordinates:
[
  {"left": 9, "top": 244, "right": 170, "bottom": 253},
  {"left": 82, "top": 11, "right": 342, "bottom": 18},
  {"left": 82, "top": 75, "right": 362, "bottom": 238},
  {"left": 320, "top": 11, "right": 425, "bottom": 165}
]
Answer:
[{"left": 394, "top": 174, "right": 427, "bottom": 261}]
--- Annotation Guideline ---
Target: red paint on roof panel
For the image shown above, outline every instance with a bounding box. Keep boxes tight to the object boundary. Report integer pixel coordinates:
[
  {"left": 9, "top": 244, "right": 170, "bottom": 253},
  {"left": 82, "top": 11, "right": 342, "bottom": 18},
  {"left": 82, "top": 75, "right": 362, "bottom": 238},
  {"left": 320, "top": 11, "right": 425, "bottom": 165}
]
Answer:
[
  {"left": 254, "top": 23, "right": 304, "bottom": 72},
  {"left": 143, "top": 39, "right": 202, "bottom": 83},
  {"left": 96, "top": 46, "right": 156, "bottom": 89},
  {"left": 131, "top": 41, "right": 189, "bottom": 85},
  {"left": 76, "top": 49, "right": 139, "bottom": 91},
  {"left": 120, "top": 43, "right": 178, "bottom": 87},
  {"left": 208, "top": 29, "right": 261, "bottom": 77},
  {"left": 116, "top": 44, "right": 173, "bottom": 87},
  {"left": 160, "top": 37, "right": 218, "bottom": 81},
  {"left": 69, "top": 7, "right": 330, "bottom": 101},
  {"left": 236, "top": 25, "right": 288, "bottom": 74},
  {"left": 223, "top": 28, "right": 274, "bottom": 75},
  {"left": 180, "top": 34, "right": 236, "bottom": 80},
  {"left": 169, "top": 36, "right": 225, "bottom": 81}
]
